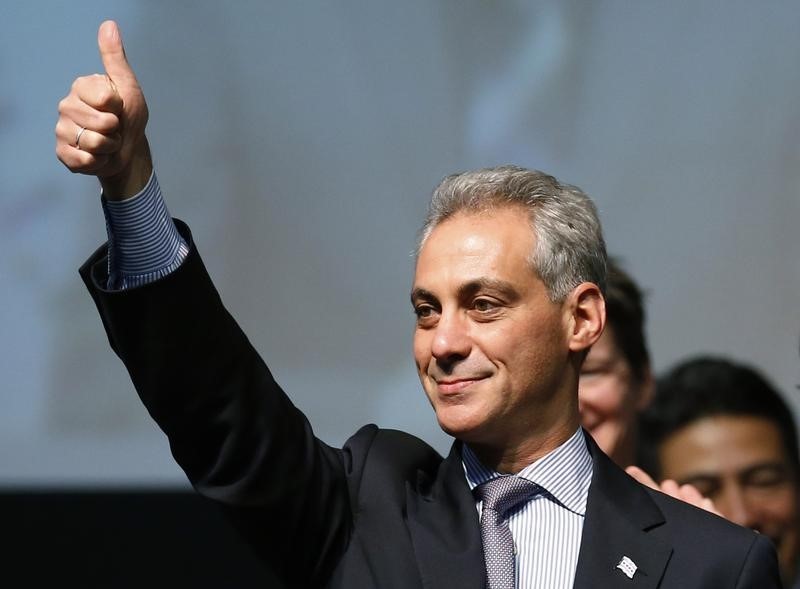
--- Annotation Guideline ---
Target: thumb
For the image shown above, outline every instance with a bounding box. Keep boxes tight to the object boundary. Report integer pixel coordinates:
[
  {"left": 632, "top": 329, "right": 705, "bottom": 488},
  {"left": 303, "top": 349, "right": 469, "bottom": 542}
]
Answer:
[{"left": 98, "top": 20, "right": 137, "bottom": 86}]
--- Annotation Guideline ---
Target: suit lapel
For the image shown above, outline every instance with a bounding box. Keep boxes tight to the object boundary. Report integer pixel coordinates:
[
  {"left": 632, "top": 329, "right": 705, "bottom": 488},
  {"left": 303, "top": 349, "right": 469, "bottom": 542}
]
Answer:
[
  {"left": 407, "top": 434, "right": 674, "bottom": 589},
  {"left": 406, "top": 441, "right": 486, "bottom": 589},
  {"left": 573, "top": 433, "right": 673, "bottom": 589}
]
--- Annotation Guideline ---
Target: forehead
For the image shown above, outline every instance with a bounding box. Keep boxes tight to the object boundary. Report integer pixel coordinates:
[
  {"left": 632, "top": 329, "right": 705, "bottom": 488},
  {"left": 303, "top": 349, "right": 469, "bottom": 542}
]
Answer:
[
  {"left": 659, "top": 415, "right": 790, "bottom": 477},
  {"left": 414, "top": 208, "right": 536, "bottom": 287}
]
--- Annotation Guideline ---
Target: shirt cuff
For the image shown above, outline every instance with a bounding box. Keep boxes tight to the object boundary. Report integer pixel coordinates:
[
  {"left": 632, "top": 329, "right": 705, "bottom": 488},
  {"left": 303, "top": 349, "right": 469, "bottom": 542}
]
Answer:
[{"left": 102, "top": 171, "right": 189, "bottom": 290}]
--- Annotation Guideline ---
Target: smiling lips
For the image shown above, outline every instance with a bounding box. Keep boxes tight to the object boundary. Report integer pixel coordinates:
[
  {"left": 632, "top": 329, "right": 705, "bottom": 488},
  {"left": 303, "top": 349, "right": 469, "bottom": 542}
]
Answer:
[
  {"left": 581, "top": 416, "right": 601, "bottom": 431},
  {"left": 435, "top": 377, "right": 486, "bottom": 395}
]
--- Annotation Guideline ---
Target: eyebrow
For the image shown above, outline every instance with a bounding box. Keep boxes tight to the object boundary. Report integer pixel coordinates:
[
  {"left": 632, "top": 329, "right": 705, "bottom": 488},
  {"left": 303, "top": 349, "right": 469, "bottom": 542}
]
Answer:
[
  {"left": 740, "top": 462, "right": 792, "bottom": 479},
  {"left": 676, "top": 473, "right": 719, "bottom": 487},
  {"left": 678, "top": 461, "right": 790, "bottom": 484},
  {"left": 410, "top": 278, "right": 519, "bottom": 304},
  {"left": 458, "top": 278, "right": 518, "bottom": 300},
  {"left": 410, "top": 287, "right": 435, "bottom": 304}
]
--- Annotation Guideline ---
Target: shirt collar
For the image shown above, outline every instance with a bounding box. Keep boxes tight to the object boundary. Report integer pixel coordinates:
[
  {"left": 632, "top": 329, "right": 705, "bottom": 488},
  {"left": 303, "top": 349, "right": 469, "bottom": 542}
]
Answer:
[{"left": 462, "top": 428, "right": 593, "bottom": 516}]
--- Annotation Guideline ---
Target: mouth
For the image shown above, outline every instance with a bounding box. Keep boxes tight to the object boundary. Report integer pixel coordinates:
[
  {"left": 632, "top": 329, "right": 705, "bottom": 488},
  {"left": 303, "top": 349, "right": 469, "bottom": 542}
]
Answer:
[
  {"left": 581, "top": 417, "right": 601, "bottom": 431},
  {"left": 577, "top": 408, "right": 600, "bottom": 430},
  {"left": 434, "top": 377, "right": 485, "bottom": 395}
]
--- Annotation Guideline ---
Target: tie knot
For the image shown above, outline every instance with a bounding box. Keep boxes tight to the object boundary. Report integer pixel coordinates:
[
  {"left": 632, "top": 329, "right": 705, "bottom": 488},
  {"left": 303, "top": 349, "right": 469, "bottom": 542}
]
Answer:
[{"left": 474, "top": 475, "right": 540, "bottom": 517}]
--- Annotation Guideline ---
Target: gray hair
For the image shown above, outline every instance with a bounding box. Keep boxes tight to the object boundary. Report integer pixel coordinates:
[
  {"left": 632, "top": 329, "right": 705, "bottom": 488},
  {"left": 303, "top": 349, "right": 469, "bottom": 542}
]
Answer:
[{"left": 417, "top": 165, "right": 607, "bottom": 301}]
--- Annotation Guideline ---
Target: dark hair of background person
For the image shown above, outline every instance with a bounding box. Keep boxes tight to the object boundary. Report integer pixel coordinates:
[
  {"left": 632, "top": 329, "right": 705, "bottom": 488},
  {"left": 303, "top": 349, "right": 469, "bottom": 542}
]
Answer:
[
  {"left": 604, "top": 257, "right": 650, "bottom": 383},
  {"left": 637, "top": 356, "right": 800, "bottom": 478}
]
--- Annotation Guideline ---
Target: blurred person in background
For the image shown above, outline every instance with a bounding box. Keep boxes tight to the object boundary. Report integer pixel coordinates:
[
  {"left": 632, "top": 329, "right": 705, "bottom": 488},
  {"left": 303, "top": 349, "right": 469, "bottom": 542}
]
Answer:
[
  {"left": 578, "top": 261, "right": 719, "bottom": 515},
  {"left": 578, "top": 258, "right": 654, "bottom": 468},
  {"left": 639, "top": 356, "right": 800, "bottom": 588}
]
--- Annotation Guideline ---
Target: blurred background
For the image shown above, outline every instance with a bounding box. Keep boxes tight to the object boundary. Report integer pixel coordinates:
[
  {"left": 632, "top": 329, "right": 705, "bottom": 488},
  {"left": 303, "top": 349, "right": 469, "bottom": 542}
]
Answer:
[{"left": 1, "top": 0, "right": 799, "bottom": 583}]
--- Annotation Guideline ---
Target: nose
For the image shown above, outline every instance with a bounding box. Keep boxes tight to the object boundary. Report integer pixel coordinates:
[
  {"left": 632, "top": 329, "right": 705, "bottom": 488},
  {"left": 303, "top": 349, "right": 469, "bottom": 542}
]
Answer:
[
  {"left": 430, "top": 310, "right": 471, "bottom": 371},
  {"left": 577, "top": 395, "right": 593, "bottom": 421},
  {"left": 578, "top": 385, "right": 596, "bottom": 412},
  {"left": 716, "top": 485, "right": 759, "bottom": 530},
  {"left": 577, "top": 382, "right": 602, "bottom": 417}
]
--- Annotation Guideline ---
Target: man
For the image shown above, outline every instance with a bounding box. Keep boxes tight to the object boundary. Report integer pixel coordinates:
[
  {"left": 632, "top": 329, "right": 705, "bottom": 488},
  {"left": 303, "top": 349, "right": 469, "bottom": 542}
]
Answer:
[
  {"left": 55, "top": 21, "right": 779, "bottom": 588},
  {"left": 578, "top": 259, "right": 654, "bottom": 468},
  {"left": 639, "top": 356, "right": 800, "bottom": 588}
]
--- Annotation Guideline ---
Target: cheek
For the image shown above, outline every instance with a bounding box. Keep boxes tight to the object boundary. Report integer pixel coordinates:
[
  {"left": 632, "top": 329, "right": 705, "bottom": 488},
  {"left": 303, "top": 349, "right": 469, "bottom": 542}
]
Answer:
[
  {"left": 412, "top": 332, "right": 429, "bottom": 371},
  {"left": 762, "top": 490, "right": 800, "bottom": 527},
  {"left": 500, "top": 323, "right": 565, "bottom": 379},
  {"left": 581, "top": 379, "right": 626, "bottom": 417}
]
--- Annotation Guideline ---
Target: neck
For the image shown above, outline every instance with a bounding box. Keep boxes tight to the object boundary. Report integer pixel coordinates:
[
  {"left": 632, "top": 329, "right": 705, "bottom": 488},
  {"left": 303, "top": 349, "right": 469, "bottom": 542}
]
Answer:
[{"left": 467, "top": 416, "right": 580, "bottom": 473}]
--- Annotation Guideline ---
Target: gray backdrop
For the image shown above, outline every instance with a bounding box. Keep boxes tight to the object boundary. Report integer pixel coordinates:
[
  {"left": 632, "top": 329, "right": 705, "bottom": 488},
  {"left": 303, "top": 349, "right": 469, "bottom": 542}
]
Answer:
[{"left": 2, "top": 0, "right": 799, "bottom": 487}]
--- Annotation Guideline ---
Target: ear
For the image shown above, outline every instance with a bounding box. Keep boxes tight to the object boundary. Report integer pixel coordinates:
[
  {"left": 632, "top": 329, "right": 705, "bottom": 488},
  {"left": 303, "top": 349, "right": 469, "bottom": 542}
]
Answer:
[{"left": 565, "top": 282, "right": 605, "bottom": 353}]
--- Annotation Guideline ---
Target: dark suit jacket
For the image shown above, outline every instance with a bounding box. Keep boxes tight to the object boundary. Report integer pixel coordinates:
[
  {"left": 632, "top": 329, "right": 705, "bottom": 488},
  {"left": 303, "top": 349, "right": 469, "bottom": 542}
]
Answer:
[{"left": 81, "top": 222, "right": 781, "bottom": 588}]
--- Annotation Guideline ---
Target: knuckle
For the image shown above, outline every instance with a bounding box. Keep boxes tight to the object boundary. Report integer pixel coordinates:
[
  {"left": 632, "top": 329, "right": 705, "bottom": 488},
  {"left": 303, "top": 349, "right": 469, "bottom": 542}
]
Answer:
[
  {"left": 58, "top": 95, "right": 79, "bottom": 116},
  {"left": 70, "top": 75, "right": 92, "bottom": 93},
  {"left": 95, "top": 86, "right": 115, "bottom": 107},
  {"left": 93, "top": 111, "right": 120, "bottom": 134},
  {"left": 76, "top": 150, "right": 96, "bottom": 169},
  {"left": 79, "top": 134, "right": 96, "bottom": 152},
  {"left": 93, "top": 87, "right": 122, "bottom": 114}
]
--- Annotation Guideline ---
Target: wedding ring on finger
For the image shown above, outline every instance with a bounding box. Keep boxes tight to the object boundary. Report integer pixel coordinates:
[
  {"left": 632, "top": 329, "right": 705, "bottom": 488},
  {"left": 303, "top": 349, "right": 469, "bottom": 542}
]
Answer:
[{"left": 75, "top": 126, "right": 87, "bottom": 150}]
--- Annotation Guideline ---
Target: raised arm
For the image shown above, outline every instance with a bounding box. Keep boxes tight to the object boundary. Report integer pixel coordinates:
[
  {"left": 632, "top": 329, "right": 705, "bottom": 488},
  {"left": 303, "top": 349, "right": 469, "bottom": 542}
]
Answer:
[{"left": 57, "top": 22, "right": 354, "bottom": 585}]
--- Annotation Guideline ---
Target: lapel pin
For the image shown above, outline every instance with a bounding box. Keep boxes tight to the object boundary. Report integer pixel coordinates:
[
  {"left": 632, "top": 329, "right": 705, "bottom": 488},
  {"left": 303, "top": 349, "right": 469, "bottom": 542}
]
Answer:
[{"left": 616, "top": 556, "right": 637, "bottom": 579}]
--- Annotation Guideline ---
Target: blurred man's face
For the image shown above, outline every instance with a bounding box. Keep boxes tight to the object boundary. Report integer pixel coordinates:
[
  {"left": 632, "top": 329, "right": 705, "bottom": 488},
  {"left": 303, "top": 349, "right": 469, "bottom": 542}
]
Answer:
[
  {"left": 578, "top": 326, "right": 652, "bottom": 467},
  {"left": 658, "top": 415, "right": 800, "bottom": 584}
]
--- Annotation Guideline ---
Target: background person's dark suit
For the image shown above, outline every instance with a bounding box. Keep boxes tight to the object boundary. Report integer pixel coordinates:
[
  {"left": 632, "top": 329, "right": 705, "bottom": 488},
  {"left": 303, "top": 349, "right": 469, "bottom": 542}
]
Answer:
[{"left": 81, "top": 223, "right": 781, "bottom": 588}]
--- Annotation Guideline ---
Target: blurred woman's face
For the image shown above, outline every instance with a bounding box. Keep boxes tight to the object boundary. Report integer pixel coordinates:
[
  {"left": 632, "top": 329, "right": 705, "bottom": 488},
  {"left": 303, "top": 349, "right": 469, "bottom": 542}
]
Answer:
[{"left": 578, "top": 326, "right": 652, "bottom": 467}]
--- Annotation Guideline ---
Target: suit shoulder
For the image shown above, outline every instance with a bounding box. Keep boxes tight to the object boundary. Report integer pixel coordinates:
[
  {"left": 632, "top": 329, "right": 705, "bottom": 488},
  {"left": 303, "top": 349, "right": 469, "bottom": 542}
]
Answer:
[
  {"left": 344, "top": 424, "right": 443, "bottom": 477},
  {"left": 645, "top": 486, "right": 766, "bottom": 552},
  {"left": 341, "top": 425, "right": 445, "bottom": 502},
  {"left": 646, "top": 488, "right": 781, "bottom": 586}
]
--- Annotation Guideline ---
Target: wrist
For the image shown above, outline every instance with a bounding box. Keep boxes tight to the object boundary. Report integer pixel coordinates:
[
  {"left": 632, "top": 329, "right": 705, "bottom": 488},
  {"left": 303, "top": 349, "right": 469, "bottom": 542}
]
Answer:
[{"left": 100, "top": 138, "right": 153, "bottom": 200}]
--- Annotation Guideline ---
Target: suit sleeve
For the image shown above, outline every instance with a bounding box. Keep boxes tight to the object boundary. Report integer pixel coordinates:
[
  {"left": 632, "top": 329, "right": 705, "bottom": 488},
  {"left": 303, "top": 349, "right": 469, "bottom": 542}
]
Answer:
[
  {"left": 735, "top": 533, "right": 783, "bottom": 588},
  {"left": 80, "top": 221, "right": 352, "bottom": 587}
]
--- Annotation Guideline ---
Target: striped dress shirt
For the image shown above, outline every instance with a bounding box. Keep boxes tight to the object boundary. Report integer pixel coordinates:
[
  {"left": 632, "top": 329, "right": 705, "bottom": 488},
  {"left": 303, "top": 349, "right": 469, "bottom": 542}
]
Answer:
[
  {"left": 463, "top": 428, "right": 593, "bottom": 589},
  {"left": 102, "top": 175, "right": 594, "bottom": 589},
  {"left": 102, "top": 171, "right": 188, "bottom": 290}
]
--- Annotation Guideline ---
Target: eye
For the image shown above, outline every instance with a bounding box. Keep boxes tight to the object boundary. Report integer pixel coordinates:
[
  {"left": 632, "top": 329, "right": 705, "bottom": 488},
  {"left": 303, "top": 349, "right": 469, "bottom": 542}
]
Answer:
[
  {"left": 580, "top": 361, "right": 612, "bottom": 378},
  {"left": 413, "top": 303, "right": 439, "bottom": 326},
  {"left": 683, "top": 479, "right": 719, "bottom": 499},
  {"left": 472, "top": 298, "right": 498, "bottom": 313},
  {"left": 745, "top": 466, "right": 791, "bottom": 489},
  {"left": 414, "top": 304, "right": 434, "bottom": 318}
]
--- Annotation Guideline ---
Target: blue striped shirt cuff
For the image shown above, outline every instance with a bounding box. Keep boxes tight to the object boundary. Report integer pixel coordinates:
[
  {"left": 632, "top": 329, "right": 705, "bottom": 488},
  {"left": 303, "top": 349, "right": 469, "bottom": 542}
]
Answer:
[{"left": 102, "top": 171, "right": 189, "bottom": 290}]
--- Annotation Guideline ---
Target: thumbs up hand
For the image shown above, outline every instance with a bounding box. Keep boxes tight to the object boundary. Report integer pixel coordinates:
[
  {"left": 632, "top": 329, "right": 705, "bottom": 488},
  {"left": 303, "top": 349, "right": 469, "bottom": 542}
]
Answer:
[{"left": 56, "top": 21, "right": 152, "bottom": 199}]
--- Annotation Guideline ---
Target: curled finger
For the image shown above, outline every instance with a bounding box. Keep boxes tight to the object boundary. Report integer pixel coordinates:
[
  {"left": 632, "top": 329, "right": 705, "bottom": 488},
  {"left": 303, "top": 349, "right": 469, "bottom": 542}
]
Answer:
[
  {"left": 56, "top": 142, "right": 110, "bottom": 175},
  {"left": 74, "top": 127, "right": 121, "bottom": 154},
  {"left": 625, "top": 465, "right": 659, "bottom": 490}
]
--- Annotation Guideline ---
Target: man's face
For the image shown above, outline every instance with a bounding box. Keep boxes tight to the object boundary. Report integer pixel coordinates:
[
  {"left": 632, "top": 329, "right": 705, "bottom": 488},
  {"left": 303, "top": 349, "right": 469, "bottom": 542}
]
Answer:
[
  {"left": 578, "top": 326, "right": 651, "bottom": 466},
  {"left": 411, "top": 208, "right": 577, "bottom": 449},
  {"left": 658, "top": 415, "right": 800, "bottom": 582}
]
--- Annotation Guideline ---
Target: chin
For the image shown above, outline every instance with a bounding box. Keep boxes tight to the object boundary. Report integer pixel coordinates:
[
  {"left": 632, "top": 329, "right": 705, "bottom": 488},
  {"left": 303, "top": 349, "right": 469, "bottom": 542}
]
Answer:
[
  {"left": 434, "top": 407, "right": 487, "bottom": 441},
  {"left": 589, "top": 428, "right": 618, "bottom": 457}
]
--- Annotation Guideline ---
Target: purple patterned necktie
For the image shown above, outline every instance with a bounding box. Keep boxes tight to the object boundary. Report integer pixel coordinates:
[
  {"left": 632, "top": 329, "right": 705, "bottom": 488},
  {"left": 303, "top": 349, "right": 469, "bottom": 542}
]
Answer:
[{"left": 474, "top": 475, "right": 541, "bottom": 589}]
